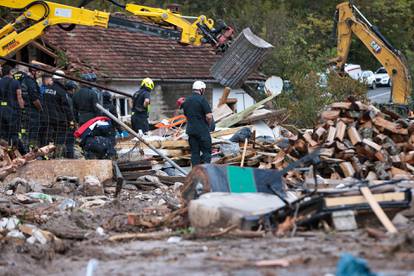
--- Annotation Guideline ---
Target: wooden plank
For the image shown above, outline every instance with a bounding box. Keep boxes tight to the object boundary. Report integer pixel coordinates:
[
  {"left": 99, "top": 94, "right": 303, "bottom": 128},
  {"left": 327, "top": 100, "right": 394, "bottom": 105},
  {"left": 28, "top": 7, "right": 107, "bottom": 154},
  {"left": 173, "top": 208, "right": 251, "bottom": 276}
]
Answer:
[
  {"left": 240, "top": 139, "right": 248, "bottom": 168},
  {"left": 211, "top": 126, "right": 249, "bottom": 138},
  {"left": 217, "top": 94, "right": 277, "bottom": 128},
  {"left": 321, "top": 110, "right": 341, "bottom": 121},
  {"left": 212, "top": 104, "right": 233, "bottom": 122},
  {"left": 241, "top": 109, "right": 285, "bottom": 125},
  {"left": 372, "top": 116, "right": 408, "bottom": 135},
  {"left": 363, "top": 138, "right": 382, "bottom": 152},
  {"left": 360, "top": 187, "right": 398, "bottom": 234},
  {"left": 339, "top": 162, "right": 355, "bottom": 177},
  {"left": 325, "top": 191, "right": 405, "bottom": 207},
  {"left": 218, "top": 87, "right": 231, "bottom": 107},
  {"left": 331, "top": 102, "right": 352, "bottom": 110},
  {"left": 326, "top": 126, "right": 336, "bottom": 144},
  {"left": 347, "top": 126, "right": 362, "bottom": 145},
  {"left": 335, "top": 121, "right": 346, "bottom": 141}
]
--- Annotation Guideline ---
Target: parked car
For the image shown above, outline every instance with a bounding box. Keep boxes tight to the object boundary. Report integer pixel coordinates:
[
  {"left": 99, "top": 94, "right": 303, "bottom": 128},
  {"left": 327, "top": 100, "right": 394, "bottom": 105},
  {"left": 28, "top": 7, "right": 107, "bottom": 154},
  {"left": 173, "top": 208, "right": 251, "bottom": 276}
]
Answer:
[
  {"left": 360, "top": 70, "right": 376, "bottom": 89},
  {"left": 344, "top": 64, "right": 362, "bottom": 80},
  {"left": 374, "top": 67, "right": 391, "bottom": 87}
]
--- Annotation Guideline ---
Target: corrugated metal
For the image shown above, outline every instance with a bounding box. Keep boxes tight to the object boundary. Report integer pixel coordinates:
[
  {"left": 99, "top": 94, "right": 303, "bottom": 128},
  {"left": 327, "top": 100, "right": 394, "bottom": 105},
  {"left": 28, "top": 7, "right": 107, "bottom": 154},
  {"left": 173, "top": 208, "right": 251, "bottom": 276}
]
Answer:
[{"left": 210, "top": 28, "right": 273, "bottom": 88}]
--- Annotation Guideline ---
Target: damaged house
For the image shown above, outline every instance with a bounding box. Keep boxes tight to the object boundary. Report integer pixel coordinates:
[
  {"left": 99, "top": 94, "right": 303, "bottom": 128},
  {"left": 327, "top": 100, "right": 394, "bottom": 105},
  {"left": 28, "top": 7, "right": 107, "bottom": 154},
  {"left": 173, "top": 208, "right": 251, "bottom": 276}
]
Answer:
[{"left": 12, "top": 22, "right": 264, "bottom": 121}]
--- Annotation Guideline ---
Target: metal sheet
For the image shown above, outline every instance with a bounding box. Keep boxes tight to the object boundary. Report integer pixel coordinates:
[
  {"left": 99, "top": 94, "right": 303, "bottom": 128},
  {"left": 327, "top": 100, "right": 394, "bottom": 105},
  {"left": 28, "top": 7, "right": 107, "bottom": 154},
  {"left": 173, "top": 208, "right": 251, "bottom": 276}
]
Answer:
[{"left": 211, "top": 28, "right": 273, "bottom": 88}]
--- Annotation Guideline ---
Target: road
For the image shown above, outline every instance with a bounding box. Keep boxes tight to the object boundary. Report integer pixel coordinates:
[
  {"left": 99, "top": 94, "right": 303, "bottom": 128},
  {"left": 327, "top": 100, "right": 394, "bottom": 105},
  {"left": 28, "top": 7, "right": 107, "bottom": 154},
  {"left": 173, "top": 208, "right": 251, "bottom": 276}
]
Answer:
[{"left": 367, "top": 86, "right": 391, "bottom": 104}]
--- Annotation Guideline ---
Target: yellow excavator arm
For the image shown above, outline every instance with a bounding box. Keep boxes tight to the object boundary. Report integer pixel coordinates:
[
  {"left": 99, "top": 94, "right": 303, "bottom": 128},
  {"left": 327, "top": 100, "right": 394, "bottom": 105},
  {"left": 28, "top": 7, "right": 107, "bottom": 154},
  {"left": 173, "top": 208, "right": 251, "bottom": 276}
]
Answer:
[
  {"left": 334, "top": 2, "right": 412, "bottom": 105},
  {"left": 0, "top": 0, "right": 233, "bottom": 57}
]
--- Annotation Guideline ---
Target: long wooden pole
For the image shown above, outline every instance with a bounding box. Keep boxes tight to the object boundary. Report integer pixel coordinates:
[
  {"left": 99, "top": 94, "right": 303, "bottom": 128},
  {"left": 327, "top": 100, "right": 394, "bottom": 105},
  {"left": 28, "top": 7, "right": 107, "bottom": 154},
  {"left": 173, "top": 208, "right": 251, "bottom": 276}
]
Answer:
[
  {"left": 360, "top": 186, "right": 398, "bottom": 234},
  {"left": 96, "top": 104, "right": 188, "bottom": 176}
]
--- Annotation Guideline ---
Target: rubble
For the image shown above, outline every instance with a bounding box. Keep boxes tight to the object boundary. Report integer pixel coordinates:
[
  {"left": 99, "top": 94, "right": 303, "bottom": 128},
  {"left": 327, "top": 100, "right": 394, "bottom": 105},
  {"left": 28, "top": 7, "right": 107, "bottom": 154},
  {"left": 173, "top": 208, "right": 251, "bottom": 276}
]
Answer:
[{"left": 0, "top": 99, "right": 414, "bottom": 275}]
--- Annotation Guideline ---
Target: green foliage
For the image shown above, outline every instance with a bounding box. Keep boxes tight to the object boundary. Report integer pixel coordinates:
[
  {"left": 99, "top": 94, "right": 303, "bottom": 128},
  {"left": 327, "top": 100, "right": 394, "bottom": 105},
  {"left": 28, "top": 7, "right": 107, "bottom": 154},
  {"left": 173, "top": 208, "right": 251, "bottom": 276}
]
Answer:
[{"left": 275, "top": 72, "right": 366, "bottom": 128}]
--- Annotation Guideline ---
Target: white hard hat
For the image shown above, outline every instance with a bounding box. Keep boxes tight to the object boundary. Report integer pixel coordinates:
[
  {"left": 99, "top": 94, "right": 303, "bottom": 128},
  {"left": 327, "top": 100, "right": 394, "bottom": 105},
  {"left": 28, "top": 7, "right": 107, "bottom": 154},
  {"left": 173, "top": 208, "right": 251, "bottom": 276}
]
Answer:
[
  {"left": 192, "top": 80, "right": 206, "bottom": 90},
  {"left": 53, "top": 70, "right": 65, "bottom": 79}
]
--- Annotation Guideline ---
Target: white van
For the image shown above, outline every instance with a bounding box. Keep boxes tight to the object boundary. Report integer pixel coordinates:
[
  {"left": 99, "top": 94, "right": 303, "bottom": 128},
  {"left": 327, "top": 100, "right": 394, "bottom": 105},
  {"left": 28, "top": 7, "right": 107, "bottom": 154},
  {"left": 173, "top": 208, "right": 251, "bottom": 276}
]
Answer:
[{"left": 344, "top": 64, "right": 362, "bottom": 80}]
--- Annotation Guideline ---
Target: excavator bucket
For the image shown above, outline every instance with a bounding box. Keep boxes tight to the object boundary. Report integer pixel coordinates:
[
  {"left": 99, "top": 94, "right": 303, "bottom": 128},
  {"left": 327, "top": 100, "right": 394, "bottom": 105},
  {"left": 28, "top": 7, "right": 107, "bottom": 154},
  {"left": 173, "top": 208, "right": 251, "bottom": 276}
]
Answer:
[{"left": 210, "top": 28, "right": 273, "bottom": 88}]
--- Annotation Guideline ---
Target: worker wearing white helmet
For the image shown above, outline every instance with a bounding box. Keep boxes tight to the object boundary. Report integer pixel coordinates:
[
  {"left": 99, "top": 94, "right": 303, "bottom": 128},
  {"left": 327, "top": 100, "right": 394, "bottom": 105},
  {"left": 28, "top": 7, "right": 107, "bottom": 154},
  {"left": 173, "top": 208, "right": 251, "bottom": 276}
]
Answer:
[
  {"left": 182, "top": 80, "right": 213, "bottom": 165},
  {"left": 131, "top": 78, "right": 154, "bottom": 134}
]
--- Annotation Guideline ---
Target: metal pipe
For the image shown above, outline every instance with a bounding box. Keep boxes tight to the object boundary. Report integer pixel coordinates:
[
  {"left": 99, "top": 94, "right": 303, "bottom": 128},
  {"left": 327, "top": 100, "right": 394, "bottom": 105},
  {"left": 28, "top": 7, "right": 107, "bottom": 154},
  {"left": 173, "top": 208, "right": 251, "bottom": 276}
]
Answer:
[
  {"left": 96, "top": 103, "right": 188, "bottom": 176},
  {"left": 0, "top": 56, "right": 132, "bottom": 97}
]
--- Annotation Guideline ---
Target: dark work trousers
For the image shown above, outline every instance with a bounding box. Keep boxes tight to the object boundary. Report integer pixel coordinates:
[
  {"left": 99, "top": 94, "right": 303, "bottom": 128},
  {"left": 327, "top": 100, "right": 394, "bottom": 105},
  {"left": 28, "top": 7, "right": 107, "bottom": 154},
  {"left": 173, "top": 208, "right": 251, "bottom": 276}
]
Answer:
[
  {"left": 131, "top": 112, "right": 149, "bottom": 133},
  {"left": 0, "top": 106, "right": 19, "bottom": 147},
  {"left": 65, "top": 127, "right": 75, "bottom": 159},
  {"left": 188, "top": 132, "right": 212, "bottom": 166},
  {"left": 27, "top": 108, "right": 42, "bottom": 148}
]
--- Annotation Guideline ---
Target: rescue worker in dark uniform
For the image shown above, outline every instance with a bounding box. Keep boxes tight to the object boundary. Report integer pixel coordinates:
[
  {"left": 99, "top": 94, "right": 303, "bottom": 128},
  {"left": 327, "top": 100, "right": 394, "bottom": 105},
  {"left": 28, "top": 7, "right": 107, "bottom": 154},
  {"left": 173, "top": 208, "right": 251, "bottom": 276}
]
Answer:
[
  {"left": 41, "top": 74, "right": 74, "bottom": 156},
  {"left": 53, "top": 70, "right": 76, "bottom": 158},
  {"left": 182, "top": 81, "right": 213, "bottom": 165},
  {"left": 0, "top": 65, "right": 25, "bottom": 147},
  {"left": 64, "top": 80, "right": 78, "bottom": 158},
  {"left": 72, "top": 73, "right": 100, "bottom": 125},
  {"left": 131, "top": 78, "right": 154, "bottom": 134},
  {"left": 13, "top": 65, "right": 43, "bottom": 151}
]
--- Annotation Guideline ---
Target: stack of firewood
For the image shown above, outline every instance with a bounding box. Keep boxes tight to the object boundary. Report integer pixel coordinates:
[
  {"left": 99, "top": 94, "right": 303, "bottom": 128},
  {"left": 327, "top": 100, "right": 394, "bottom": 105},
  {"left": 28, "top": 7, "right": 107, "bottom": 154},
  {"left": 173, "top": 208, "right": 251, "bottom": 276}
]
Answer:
[{"left": 293, "top": 101, "right": 414, "bottom": 181}]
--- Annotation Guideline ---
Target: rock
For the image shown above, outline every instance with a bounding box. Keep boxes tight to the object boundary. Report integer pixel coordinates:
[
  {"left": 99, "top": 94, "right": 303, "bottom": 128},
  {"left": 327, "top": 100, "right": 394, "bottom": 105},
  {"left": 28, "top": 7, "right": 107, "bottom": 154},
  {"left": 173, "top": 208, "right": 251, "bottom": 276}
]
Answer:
[
  {"left": 26, "top": 236, "right": 37, "bottom": 244},
  {"left": 392, "top": 213, "right": 409, "bottom": 226},
  {"left": 157, "top": 198, "right": 167, "bottom": 206},
  {"left": 83, "top": 175, "right": 104, "bottom": 196},
  {"left": 7, "top": 230, "right": 25, "bottom": 239},
  {"left": 6, "top": 177, "right": 31, "bottom": 194},
  {"left": 173, "top": 182, "right": 184, "bottom": 192},
  {"left": 52, "top": 176, "right": 80, "bottom": 194},
  {"left": 58, "top": 198, "right": 77, "bottom": 211},
  {"left": 138, "top": 175, "right": 161, "bottom": 184},
  {"left": 6, "top": 216, "right": 20, "bottom": 231},
  {"left": 5, "top": 190, "right": 13, "bottom": 196},
  {"left": 189, "top": 192, "right": 287, "bottom": 231},
  {"left": 32, "top": 229, "right": 48, "bottom": 245}
]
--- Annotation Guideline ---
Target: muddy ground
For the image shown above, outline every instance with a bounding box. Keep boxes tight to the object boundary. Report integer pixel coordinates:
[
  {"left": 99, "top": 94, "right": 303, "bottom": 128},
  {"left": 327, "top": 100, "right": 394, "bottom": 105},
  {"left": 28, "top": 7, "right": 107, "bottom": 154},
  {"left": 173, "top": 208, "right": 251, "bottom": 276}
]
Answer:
[
  {"left": 1, "top": 226, "right": 414, "bottom": 276},
  {"left": 1, "top": 178, "right": 414, "bottom": 276}
]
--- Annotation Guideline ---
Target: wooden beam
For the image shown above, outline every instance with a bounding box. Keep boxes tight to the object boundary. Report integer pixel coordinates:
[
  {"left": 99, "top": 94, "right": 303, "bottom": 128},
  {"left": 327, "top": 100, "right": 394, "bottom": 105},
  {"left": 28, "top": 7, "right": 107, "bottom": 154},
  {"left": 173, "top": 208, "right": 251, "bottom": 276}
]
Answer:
[{"left": 360, "top": 187, "right": 398, "bottom": 234}]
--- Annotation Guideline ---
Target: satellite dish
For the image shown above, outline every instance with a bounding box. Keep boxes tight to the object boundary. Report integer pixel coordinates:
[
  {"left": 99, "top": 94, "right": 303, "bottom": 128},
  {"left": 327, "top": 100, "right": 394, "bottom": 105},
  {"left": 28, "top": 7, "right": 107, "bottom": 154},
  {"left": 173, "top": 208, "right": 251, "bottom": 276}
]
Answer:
[{"left": 264, "top": 76, "right": 283, "bottom": 96}]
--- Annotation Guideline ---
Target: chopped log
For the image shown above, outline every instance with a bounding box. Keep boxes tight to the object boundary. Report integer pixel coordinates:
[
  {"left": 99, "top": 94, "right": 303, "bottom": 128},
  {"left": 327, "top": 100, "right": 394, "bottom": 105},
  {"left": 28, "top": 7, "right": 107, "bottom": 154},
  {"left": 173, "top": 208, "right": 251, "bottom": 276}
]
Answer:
[
  {"left": 366, "top": 171, "right": 378, "bottom": 181},
  {"left": 372, "top": 116, "right": 408, "bottom": 135},
  {"left": 313, "top": 127, "right": 326, "bottom": 141},
  {"left": 321, "top": 110, "right": 341, "bottom": 121},
  {"left": 331, "top": 102, "right": 352, "bottom": 110},
  {"left": 390, "top": 167, "right": 411, "bottom": 179},
  {"left": 339, "top": 162, "right": 355, "bottom": 177},
  {"left": 335, "top": 121, "right": 347, "bottom": 141},
  {"left": 347, "top": 126, "right": 362, "bottom": 145},
  {"left": 303, "top": 132, "right": 318, "bottom": 147},
  {"left": 363, "top": 139, "right": 382, "bottom": 152},
  {"left": 320, "top": 147, "right": 335, "bottom": 157},
  {"left": 326, "top": 127, "right": 336, "bottom": 144},
  {"left": 374, "top": 134, "right": 388, "bottom": 145}
]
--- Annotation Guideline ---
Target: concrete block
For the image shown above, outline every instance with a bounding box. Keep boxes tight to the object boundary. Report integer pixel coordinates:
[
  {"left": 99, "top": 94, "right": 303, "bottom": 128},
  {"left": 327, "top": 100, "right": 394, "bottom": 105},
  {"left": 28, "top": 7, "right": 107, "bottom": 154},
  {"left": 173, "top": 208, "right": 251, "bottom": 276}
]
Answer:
[{"left": 3, "top": 160, "right": 113, "bottom": 187}]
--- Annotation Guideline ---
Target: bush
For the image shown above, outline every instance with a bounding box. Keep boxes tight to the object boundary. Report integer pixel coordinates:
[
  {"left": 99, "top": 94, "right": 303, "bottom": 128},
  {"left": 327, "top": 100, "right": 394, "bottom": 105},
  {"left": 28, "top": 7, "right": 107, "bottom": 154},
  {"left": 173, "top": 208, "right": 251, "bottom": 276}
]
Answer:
[{"left": 275, "top": 72, "right": 367, "bottom": 128}]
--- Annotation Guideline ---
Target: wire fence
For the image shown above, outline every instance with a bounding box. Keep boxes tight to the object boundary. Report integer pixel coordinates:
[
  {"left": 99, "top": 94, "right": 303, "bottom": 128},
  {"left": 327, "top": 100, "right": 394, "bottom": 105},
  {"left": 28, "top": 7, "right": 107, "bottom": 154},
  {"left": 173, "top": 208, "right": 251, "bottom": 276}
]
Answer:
[{"left": 0, "top": 65, "right": 120, "bottom": 159}]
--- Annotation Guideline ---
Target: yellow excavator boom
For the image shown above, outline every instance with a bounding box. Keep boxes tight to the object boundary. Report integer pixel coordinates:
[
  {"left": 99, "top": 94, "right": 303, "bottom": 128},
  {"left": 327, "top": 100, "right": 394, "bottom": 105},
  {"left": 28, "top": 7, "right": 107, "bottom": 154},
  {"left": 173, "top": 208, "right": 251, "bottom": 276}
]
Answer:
[
  {"left": 0, "top": 0, "right": 233, "bottom": 57},
  {"left": 334, "top": 2, "right": 412, "bottom": 105}
]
